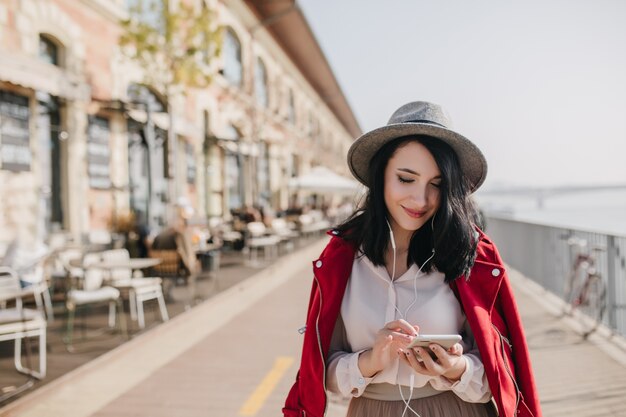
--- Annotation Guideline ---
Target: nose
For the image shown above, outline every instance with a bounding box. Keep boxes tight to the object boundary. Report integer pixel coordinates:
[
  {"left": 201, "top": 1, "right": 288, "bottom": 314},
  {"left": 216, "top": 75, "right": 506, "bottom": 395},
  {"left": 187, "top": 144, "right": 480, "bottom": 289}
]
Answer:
[{"left": 410, "top": 183, "right": 429, "bottom": 207}]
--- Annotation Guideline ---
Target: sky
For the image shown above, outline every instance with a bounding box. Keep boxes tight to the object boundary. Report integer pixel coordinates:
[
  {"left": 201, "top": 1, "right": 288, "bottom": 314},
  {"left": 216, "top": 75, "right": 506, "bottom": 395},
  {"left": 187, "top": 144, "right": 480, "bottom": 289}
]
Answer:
[{"left": 297, "top": 0, "right": 626, "bottom": 190}]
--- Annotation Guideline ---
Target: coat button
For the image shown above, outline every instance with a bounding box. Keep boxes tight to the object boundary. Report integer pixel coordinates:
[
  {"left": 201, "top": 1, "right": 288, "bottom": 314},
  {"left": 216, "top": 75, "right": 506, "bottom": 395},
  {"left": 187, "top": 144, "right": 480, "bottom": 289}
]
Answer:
[
  {"left": 315, "top": 260, "right": 323, "bottom": 268},
  {"left": 492, "top": 268, "right": 501, "bottom": 277}
]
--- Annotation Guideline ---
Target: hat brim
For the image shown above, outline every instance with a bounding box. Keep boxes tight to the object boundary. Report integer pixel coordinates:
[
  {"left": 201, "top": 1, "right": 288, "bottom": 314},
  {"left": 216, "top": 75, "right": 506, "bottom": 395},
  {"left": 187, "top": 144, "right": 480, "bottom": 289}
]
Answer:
[{"left": 347, "top": 123, "right": 487, "bottom": 192}]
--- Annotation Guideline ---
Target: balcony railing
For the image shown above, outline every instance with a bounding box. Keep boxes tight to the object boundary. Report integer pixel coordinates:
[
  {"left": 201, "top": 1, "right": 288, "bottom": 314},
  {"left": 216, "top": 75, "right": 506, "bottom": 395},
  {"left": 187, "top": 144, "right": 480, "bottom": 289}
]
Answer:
[{"left": 484, "top": 215, "right": 626, "bottom": 337}]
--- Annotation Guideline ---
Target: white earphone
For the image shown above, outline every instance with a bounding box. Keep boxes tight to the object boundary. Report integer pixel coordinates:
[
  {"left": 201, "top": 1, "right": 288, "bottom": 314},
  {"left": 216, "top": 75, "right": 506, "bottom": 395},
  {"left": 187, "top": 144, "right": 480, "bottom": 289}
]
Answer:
[{"left": 385, "top": 216, "right": 436, "bottom": 417}]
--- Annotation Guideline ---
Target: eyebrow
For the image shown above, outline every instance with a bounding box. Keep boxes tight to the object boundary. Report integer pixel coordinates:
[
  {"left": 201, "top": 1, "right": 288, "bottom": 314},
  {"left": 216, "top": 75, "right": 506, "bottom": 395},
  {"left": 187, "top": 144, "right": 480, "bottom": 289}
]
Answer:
[{"left": 397, "top": 168, "right": 442, "bottom": 180}]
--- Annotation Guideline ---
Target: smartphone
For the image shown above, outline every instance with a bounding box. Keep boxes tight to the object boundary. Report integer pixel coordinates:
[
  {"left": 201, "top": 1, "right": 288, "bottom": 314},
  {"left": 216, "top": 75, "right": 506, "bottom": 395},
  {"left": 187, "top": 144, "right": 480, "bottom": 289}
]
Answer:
[{"left": 406, "top": 334, "right": 462, "bottom": 356}]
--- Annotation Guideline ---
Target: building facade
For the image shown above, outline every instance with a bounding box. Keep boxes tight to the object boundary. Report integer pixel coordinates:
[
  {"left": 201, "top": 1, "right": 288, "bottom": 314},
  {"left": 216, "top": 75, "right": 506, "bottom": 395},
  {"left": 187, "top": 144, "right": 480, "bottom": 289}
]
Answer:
[{"left": 0, "top": 0, "right": 360, "bottom": 245}]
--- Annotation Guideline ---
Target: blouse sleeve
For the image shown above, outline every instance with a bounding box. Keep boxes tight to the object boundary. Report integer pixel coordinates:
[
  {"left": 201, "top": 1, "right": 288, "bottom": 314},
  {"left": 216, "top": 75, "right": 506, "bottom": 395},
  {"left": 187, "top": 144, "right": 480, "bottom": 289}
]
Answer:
[
  {"left": 430, "top": 318, "right": 492, "bottom": 403},
  {"left": 325, "top": 314, "right": 374, "bottom": 397}
]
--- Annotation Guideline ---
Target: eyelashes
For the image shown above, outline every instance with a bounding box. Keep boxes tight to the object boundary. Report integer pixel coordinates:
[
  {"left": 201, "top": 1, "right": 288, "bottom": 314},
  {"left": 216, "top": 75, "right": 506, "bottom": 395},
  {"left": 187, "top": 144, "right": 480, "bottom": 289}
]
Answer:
[{"left": 397, "top": 176, "right": 441, "bottom": 188}]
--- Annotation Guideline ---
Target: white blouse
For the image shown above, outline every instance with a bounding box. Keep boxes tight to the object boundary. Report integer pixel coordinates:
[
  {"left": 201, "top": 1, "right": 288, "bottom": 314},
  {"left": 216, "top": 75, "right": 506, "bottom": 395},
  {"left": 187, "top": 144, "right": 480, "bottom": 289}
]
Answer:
[{"left": 326, "top": 253, "right": 491, "bottom": 403}]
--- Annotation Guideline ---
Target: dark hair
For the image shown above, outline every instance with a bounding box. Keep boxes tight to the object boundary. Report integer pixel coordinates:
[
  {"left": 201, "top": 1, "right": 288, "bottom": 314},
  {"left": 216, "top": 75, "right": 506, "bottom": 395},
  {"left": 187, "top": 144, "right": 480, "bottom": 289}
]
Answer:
[{"left": 336, "top": 136, "right": 481, "bottom": 283}]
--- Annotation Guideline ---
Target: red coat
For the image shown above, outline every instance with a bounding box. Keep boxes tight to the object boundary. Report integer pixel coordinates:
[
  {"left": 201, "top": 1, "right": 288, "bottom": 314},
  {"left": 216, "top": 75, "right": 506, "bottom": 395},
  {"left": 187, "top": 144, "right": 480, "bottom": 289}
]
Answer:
[{"left": 283, "top": 229, "right": 542, "bottom": 417}]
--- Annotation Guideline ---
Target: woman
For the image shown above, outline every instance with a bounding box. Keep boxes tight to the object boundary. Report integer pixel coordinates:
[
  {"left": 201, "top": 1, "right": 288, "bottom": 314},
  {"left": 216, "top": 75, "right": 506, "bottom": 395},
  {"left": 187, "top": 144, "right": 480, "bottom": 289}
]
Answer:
[{"left": 283, "top": 101, "right": 541, "bottom": 417}]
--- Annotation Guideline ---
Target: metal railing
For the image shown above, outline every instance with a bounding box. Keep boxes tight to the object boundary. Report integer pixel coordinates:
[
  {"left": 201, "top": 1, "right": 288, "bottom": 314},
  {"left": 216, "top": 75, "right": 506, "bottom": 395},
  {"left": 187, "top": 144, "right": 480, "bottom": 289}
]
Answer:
[{"left": 484, "top": 215, "right": 626, "bottom": 337}]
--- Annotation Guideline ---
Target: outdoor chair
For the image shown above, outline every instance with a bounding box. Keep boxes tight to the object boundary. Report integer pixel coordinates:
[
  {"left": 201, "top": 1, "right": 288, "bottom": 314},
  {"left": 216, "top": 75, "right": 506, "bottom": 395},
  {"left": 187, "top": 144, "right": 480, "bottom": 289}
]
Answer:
[
  {"left": 148, "top": 249, "right": 184, "bottom": 280},
  {"left": 244, "top": 222, "right": 281, "bottom": 266},
  {"left": 64, "top": 253, "right": 126, "bottom": 350},
  {"left": 19, "top": 262, "right": 54, "bottom": 323},
  {"left": 101, "top": 249, "right": 168, "bottom": 329},
  {"left": 0, "top": 267, "right": 47, "bottom": 391},
  {"left": 87, "top": 230, "right": 112, "bottom": 247},
  {"left": 270, "top": 218, "right": 300, "bottom": 251},
  {"left": 298, "top": 212, "right": 331, "bottom": 237},
  {"left": 2, "top": 241, "right": 54, "bottom": 323},
  {"left": 148, "top": 249, "right": 200, "bottom": 306}
]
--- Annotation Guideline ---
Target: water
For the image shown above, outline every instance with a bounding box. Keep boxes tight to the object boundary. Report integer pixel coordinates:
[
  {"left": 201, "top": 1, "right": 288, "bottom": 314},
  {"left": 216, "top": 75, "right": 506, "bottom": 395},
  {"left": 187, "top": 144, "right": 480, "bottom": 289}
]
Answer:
[{"left": 475, "top": 189, "right": 626, "bottom": 237}]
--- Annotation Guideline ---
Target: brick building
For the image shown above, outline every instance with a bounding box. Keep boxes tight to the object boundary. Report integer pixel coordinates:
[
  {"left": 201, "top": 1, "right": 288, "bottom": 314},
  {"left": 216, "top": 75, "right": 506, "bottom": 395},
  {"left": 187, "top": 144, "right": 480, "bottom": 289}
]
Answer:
[{"left": 0, "top": 0, "right": 360, "bottom": 244}]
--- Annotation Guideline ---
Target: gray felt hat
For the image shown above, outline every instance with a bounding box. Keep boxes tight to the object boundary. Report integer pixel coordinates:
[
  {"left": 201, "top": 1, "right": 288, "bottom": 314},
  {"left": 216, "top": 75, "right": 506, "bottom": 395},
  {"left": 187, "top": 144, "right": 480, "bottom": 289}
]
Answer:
[{"left": 347, "top": 101, "right": 487, "bottom": 193}]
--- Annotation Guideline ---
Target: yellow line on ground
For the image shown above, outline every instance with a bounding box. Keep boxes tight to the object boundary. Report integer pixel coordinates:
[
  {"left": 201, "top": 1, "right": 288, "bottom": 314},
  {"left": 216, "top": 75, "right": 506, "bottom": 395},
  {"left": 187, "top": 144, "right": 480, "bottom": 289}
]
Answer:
[{"left": 239, "top": 356, "right": 294, "bottom": 416}]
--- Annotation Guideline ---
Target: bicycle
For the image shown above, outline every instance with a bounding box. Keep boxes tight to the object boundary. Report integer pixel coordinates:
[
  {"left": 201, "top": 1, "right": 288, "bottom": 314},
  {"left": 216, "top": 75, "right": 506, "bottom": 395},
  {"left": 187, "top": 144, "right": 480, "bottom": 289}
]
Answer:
[{"left": 562, "top": 236, "right": 607, "bottom": 338}]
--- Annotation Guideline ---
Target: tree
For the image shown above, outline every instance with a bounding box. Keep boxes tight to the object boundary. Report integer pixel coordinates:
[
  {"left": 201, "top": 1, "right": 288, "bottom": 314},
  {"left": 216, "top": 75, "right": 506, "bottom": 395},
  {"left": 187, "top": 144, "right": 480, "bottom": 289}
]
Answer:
[
  {"left": 120, "top": 0, "right": 222, "bottom": 92},
  {"left": 119, "top": 0, "right": 222, "bottom": 207}
]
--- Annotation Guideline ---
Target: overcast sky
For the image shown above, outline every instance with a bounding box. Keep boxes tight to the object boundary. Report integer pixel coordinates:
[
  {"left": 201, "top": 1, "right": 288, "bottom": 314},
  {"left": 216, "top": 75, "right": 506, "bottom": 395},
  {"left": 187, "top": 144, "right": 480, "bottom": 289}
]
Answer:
[{"left": 298, "top": 0, "right": 626, "bottom": 189}]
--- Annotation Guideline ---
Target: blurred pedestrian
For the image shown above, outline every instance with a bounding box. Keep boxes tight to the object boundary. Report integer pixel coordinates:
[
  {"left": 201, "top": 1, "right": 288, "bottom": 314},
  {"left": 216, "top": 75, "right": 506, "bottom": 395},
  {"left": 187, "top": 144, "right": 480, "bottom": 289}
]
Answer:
[
  {"left": 283, "top": 101, "right": 541, "bottom": 417},
  {"left": 152, "top": 206, "right": 200, "bottom": 278},
  {"left": 133, "top": 210, "right": 150, "bottom": 258}
]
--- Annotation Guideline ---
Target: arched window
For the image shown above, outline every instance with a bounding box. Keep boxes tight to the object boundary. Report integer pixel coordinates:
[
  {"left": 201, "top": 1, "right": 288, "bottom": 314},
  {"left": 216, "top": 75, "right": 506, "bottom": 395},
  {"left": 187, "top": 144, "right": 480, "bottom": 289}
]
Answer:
[
  {"left": 127, "top": 84, "right": 167, "bottom": 113},
  {"left": 254, "top": 57, "right": 268, "bottom": 108},
  {"left": 39, "top": 34, "right": 61, "bottom": 66},
  {"left": 223, "top": 28, "right": 243, "bottom": 87}
]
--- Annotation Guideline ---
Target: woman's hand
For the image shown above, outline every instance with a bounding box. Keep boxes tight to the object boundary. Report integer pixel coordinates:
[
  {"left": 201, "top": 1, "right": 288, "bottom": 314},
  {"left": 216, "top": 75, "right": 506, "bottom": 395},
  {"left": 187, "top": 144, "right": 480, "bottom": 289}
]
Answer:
[
  {"left": 398, "top": 343, "right": 466, "bottom": 381},
  {"left": 358, "top": 320, "right": 419, "bottom": 377}
]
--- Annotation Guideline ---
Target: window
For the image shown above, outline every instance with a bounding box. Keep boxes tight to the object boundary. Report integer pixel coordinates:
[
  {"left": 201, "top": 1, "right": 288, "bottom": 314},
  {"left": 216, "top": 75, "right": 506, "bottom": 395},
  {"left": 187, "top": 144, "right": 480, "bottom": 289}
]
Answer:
[
  {"left": 287, "top": 89, "right": 295, "bottom": 125},
  {"left": 39, "top": 34, "right": 60, "bottom": 66},
  {"left": 254, "top": 57, "right": 268, "bottom": 108},
  {"left": 0, "top": 90, "right": 31, "bottom": 172},
  {"left": 225, "top": 125, "right": 242, "bottom": 209},
  {"left": 186, "top": 142, "right": 196, "bottom": 184},
  {"left": 257, "top": 142, "right": 270, "bottom": 202},
  {"left": 87, "top": 116, "right": 112, "bottom": 189},
  {"left": 223, "top": 28, "right": 242, "bottom": 87},
  {"left": 308, "top": 111, "right": 317, "bottom": 139},
  {"left": 127, "top": 83, "right": 167, "bottom": 113}
]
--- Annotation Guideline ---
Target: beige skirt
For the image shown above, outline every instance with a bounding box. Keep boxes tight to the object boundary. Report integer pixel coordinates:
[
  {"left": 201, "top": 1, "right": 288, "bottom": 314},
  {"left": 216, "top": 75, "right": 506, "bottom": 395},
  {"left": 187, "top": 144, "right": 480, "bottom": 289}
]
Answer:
[{"left": 346, "top": 391, "right": 498, "bottom": 417}]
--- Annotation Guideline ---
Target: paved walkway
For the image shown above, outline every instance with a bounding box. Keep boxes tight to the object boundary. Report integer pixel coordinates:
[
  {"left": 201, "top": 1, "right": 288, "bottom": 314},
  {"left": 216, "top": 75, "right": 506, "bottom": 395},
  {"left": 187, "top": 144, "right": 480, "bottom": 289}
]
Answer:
[{"left": 1, "top": 238, "right": 626, "bottom": 417}]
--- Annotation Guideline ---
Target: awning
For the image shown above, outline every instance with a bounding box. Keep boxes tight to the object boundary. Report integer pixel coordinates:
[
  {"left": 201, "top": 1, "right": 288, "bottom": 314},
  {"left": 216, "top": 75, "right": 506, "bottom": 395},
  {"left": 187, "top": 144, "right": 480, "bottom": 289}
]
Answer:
[
  {"left": 0, "top": 51, "right": 90, "bottom": 101},
  {"left": 288, "top": 166, "right": 362, "bottom": 195}
]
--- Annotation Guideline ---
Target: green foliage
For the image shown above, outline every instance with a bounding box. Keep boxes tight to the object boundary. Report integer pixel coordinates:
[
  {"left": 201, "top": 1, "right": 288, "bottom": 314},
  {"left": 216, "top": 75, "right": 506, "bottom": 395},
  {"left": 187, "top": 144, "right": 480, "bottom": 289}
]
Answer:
[{"left": 120, "top": 0, "right": 223, "bottom": 93}]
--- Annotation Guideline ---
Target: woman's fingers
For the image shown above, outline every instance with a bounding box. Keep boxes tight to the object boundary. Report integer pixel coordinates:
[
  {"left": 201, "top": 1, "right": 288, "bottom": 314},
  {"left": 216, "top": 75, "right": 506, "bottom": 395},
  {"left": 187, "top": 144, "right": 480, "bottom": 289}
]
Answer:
[
  {"left": 449, "top": 343, "right": 463, "bottom": 356},
  {"left": 428, "top": 344, "right": 450, "bottom": 367},
  {"left": 399, "top": 349, "right": 430, "bottom": 375},
  {"left": 384, "top": 319, "right": 418, "bottom": 336},
  {"left": 413, "top": 347, "right": 442, "bottom": 373},
  {"left": 388, "top": 330, "right": 414, "bottom": 344}
]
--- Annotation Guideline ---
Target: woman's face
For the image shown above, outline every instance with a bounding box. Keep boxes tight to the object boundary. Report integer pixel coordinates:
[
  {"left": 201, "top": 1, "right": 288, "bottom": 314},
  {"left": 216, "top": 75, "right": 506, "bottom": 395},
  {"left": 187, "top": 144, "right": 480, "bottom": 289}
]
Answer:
[{"left": 384, "top": 141, "right": 442, "bottom": 234}]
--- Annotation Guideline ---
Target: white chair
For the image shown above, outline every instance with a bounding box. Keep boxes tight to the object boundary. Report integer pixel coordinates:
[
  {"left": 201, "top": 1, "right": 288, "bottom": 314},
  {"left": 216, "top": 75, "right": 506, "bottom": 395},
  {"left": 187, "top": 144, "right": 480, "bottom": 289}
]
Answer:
[
  {"left": 57, "top": 248, "right": 86, "bottom": 281},
  {"left": 101, "top": 249, "right": 169, "bottom": 329},
  {"left": 65, "top": 253, "right": 125, "bottom": 349},
  {"left": 19, "top": 262, "right": 54, "bottom": 323},
  {"left": 5, "top": 242, "right": 54, "bottom": 323},
  {"left": 88, "top": 230, "right": 112, "bottom": 247},
  {"left": 245, "top": 222, "right": 281, "bottom": 266},
  {"left": 0, "top": 267, "right": 47, "bottom": 382},
  {"left": 270, "top": 218, "right": 300, "bottom": 251},
  {"left": 299, "top": 212, "right": 331, "bottom": 237}
]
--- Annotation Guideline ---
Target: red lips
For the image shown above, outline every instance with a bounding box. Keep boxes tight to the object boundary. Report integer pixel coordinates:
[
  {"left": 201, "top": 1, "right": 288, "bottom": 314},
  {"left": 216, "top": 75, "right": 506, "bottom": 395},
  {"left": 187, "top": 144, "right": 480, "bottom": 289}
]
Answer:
[{"left": 402, "top": 206, "right": 427, "bottom": 218}]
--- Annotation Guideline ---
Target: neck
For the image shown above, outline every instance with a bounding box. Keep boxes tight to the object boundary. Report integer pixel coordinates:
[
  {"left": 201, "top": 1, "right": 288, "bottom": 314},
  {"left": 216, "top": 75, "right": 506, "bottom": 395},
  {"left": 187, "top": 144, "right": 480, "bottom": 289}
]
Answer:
[{"left": 389, "top": 225, "right": 412, "bottom": 251}]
